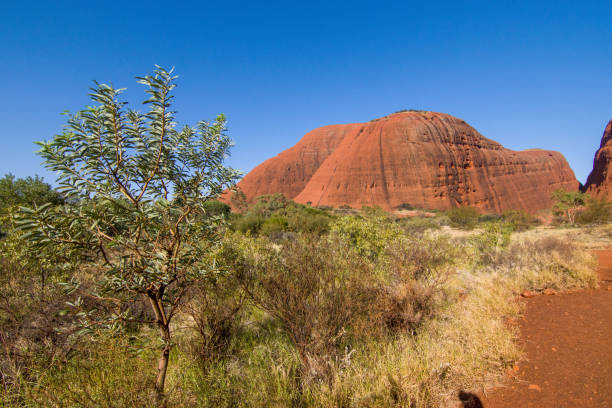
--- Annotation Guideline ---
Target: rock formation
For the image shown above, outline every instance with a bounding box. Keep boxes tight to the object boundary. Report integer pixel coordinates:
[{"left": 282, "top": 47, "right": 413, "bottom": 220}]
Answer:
[
  {"left": 233, "top": 111, "right": 579, "bottom": 213},
  {"left": 583, "top": 119, "right": 612, "bottom": 198}
]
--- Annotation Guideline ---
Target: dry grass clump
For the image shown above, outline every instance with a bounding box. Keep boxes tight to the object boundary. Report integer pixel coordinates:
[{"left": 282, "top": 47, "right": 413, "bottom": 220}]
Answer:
[
  {"left": 485, "top": 235, "right": 597, "bottom": 292},
  {"left": 1, "top": 332, "right": 172, "bottom": 408}
]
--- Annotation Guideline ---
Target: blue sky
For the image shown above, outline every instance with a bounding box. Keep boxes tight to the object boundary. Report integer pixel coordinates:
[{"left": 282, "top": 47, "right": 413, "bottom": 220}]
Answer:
[{"left": 1, "top": 1, "right": 610, "bottom": 184}]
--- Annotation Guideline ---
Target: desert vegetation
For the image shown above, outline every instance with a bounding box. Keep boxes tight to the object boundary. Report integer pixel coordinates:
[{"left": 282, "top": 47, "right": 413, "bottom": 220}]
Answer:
[{"left": 0, "top": 68, "right": 605, "bottom": 408}]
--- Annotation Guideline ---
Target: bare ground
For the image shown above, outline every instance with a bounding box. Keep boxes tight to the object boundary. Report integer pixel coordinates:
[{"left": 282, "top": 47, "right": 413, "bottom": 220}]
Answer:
[{"left": 460, "top": 250, "right": 612, "bottom": 408}]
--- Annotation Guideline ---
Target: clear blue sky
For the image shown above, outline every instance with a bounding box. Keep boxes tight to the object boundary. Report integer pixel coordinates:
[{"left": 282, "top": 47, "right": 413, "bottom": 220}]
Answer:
[{"left": 2, "top": 1, "right": 610, "bottom": 185}]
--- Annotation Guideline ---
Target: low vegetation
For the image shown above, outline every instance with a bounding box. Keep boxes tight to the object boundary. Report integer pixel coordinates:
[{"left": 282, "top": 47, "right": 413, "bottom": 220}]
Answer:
[
  {"left": 2, "top": 191, "right": 601, "bottom": 407},
  {"left": 0, "top": 68, "right": 604, "bottom": 407}
]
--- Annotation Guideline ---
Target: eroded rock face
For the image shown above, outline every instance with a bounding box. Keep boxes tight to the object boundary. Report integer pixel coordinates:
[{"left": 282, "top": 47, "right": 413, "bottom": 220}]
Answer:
[
  {"left": 234, "top": 111, "right": 579, "bottom": 213},
  {"left": 584, "top": 120, "right": 612, "bottom": 198},
  {"left": 231, "top": 123, "right": 362, "bottom": 202}
]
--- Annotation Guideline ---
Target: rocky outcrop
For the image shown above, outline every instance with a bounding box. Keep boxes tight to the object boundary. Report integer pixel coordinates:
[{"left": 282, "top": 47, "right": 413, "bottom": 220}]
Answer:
[
  {"left": 234, "top": 111, "right": 579, "bottom": 213},
  {"left": 584, "top": 120, "right": 612, "bottom": 198},
  {"left": 230, "top": 123, "right": 363, "bottom": 202}
]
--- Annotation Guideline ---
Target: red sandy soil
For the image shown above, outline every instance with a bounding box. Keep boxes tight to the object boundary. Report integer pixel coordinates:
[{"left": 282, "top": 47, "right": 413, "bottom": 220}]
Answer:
[{"left": 459, "top": 250, "right": 612, "bottom": 408}]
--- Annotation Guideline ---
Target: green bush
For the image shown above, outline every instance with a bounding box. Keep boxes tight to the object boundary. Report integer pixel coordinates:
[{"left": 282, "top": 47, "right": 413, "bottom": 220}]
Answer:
[
  {"left": 501, "top": 210, "right": 539, "bottom": 231},
  {"left": 227, "top": 234, "right": 374, "bottom": 383},
  {"left": 577, "top": 196, "right": 612, "bottom": 225},
  {"left": 0, "top": 174, "right": 64, "bottom": 212},
  {"left": 330, "top": 214, "right": 403, "bottom": 260},
  {"left": 232, "top": 200, "right": 333, "bottom": 237},
  {"left": 447, "top": 206, "right": 480, "bottom": 229},
  {"left": 469, "top": 222, "right": 513, "bottom": 265},
  {"left": 250, "top": 194, "right": 291, "bottom": 217},
  {"left": 203, "top": 200, "right": 232, "bottom": 218},
  {"left": 287, "top": 212, "right": 330, "bottom": 235},
  {"left": 260, "top": 214, "right": 290, "bottom": 236},
  {"left": 232, "top": 213, "right": 265, "bottom": 234},
  {"left": 184, "top": 269, "right": 246, "bottom": 364}
]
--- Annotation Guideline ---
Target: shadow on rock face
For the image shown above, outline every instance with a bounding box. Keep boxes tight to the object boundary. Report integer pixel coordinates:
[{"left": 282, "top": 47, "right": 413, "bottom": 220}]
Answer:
[{"left": 458, "top": 390, "right": 484, "bottom": 408}]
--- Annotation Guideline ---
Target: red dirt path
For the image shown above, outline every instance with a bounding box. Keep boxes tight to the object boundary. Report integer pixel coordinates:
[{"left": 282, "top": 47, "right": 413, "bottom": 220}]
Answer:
[{"left": 466, "top": 250, "right": 612, "bottom": 408}]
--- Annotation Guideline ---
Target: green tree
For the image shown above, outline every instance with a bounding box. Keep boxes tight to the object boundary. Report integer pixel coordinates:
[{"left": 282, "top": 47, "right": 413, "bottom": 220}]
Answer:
[
  {"left": 551, "top": 188, "right": 586, "bottom": 224},
  {"left": 0, "top": 174, "right": 63, "bottom": 210},
  {"left": 0, "top": 174, "right": 66, "bottom": 291},
  {"left": 0, "top": 174, "right": 64, "bottom": 237},
  {"left": 15, "top": 66, "right": 240, "bottom": 403}
]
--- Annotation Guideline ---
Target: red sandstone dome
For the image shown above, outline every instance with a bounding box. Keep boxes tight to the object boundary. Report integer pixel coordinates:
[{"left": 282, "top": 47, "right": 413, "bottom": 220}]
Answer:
[
  {"left": 231, "top": 111, "right": 579, "bottom": 213},
  {"left": 583, "top": 119, "right": 612, "bottom": 198}
]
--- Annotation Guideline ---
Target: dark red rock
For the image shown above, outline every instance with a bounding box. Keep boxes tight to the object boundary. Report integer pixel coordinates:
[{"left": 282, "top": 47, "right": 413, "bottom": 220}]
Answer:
[
  {"left": 584, "top": 120, "right": 612, "bottom": 198},
  {"left": 234, "top": 111, "right": 579, "bottom": 213},
  {"left": 521, "top": 290, "right": 537, "bottom": 298}
]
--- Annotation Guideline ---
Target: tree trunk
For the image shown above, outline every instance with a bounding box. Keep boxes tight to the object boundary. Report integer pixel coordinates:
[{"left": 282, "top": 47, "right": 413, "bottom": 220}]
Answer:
[
  {"left": 149, "top": 293, "right": 171, "bottom": 406},
  {"left": 155, "top": 338, "right": 171, "bottom": 405}
]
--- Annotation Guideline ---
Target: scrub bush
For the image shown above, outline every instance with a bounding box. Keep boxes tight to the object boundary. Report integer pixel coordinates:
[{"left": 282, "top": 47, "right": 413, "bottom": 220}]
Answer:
[{"left": 447, "top": 206, "right": 479, "bottom": 229}]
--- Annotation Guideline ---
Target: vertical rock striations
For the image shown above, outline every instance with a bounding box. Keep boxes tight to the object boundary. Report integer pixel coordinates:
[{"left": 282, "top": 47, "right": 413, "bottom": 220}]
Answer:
[
  {"left": 234, "top": 111, "right": 579, "bottom": 213},
  {"left": 584, "top": 120, "right": 612, "bottom": 198}
]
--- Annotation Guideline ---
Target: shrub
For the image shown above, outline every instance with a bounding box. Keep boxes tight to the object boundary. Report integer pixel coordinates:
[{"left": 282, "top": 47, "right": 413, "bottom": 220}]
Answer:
[
  {"left": 371, "top": 236, "right": 453, "bottom": 333},
  {"left": 232, "top": 213, "right": 265, "bottom": 234},
  {"left": 330, "top": 214, "right": 403, "bottom": 260},
  {"left": 398, "top": 216, "right": 442, "bottom": 235},
  {"left": 250, "top": 194, "right": 291, "bottom": 217},
  {"left": 478, "top": 213, "right": 502, "bottom": 223},
  {"left": 286, "top": 211, "right": 331, "bottom": 235},
  {"left": 184, "top": 272, "right": 246, "bottom": 364},
  {"left": 229, "top": 189, "right": 248, "bottom": 213},
  {"left": 577, "top": 196, "right": 612, "bottom": 224},
  {"left": 502, "top": 210, "right": 539, "bottom": 231},
  {"left": 0, "top": 174, "right": 64, "bottom": 213},
  {"left": 447, "top": 206, "right": 479, "bottom": 229},
  {"left": 396, "top": 203, "right": 415, "bottom": 211},
  {"left": 488, "top": 235, "right": 597, "bottom": 290},
  {"left": 232, "top": 196, "right": 333, "bottom": 237},
  {"left": 203, "top": 200, "right": 232, "bottom": 218},
  {"left": 260, "top": 214, "right": 290, "bottom": 236},
  {"left": 469, "top": 222, "right": 512, "bottom": 265},
  {"left": 227, "top": 234, "right": 373, "bottom": 383}
]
